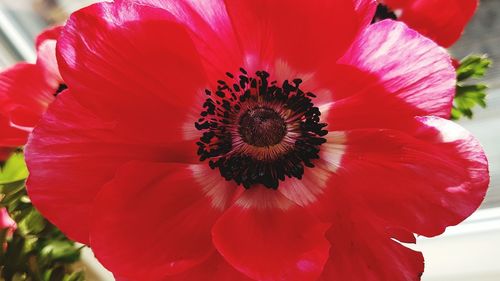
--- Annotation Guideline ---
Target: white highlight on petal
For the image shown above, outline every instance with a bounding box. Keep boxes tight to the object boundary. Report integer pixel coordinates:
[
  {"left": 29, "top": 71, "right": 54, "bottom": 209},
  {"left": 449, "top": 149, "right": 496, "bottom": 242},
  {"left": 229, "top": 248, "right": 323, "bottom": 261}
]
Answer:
[
  {"left": 8, "top": 120, "right": 33, "bottom": 132},
  {"left": 279, "top": 131, "right": 347, "bottom": 207},
  {"left": 182, "top": 86, "right": 210, "bottom": 141},
  {"left": 394, "top": 9, "right": 403, "bottom": 18},
  {"left": 236, "top": 187, "right": 294, "bottom": 211},
  {"left": 419, "top": 116, "right": 469, "bottom": 143},
  {"left": 321, "top": 131, "right": 347, "bottom": 173},
  {"left": 278, "top": 168, "right": 330, "bottom": 207},
  {"left": 189, "top": 164, "right": 241, "bottom": 210},
  {"left": 37, "top": 40, "right": 62, "bottom": 88}
]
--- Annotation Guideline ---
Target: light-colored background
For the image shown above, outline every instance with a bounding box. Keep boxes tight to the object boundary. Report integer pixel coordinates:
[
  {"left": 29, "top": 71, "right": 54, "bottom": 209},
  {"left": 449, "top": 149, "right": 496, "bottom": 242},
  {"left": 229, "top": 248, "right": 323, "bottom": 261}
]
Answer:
[{"left": 0, "top": 0, "right": 499, "bottom": 280}]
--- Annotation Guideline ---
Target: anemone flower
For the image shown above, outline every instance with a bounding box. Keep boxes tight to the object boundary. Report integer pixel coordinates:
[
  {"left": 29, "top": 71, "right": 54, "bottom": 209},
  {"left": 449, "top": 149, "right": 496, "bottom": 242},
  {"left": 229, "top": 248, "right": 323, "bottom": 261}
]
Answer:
[
  {"left": 0, "top": 26, "right": 63, "bottom": 160},
  {"left": 374, "top": 0, "right": 478, "bottom": 48},
  {"left": 25, "top": 0, "right": 489, "bottom": 280}
]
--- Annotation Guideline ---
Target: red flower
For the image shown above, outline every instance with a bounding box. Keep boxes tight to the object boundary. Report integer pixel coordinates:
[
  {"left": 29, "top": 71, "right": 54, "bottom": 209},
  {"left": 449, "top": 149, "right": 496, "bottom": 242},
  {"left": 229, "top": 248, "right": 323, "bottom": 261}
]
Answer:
[
  {"left": 0, "top": 26, "right": 63, "bottom": 159},
  {"left": 376, "top": 0, "right": 478, "bottom": 47},
  {"left": 25, "top": 1, "right": 489, "bottom": 280}
]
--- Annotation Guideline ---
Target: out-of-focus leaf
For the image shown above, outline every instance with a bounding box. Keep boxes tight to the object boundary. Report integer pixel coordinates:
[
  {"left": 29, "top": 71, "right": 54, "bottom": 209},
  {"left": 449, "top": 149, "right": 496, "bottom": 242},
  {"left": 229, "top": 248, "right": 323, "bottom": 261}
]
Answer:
[
  {"left": 0, "top": 153, "right": 28, "bottom": 184},
  {"left": 40, "top": 240, "right": 81, "bottom": 263},
  {"left": 0, "top": 180, "right": 26, "bottom": 208},
  {"left": 18, "top": 209, "right": 46, "bottom": 235},
  {"left": 0, "top": 228, "right": 7, "bottom": 257},
  {"left": 62, "top": 271, "right": 85, "bottom": 281}
]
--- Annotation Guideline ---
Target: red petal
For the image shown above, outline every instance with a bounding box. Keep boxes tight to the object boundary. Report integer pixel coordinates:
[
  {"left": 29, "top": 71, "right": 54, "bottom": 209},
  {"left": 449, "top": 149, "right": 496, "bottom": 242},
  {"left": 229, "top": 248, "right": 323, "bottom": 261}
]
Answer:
[
  {"left": 115, "top": 254, "right": 253, "bottom": 281},
  {"left": 224, "top": 0, "right": 376, "bottom": 72},
  {"left": 0, "top": 147, "right": 13, "bottom": 161},
  {"left": 0, "top": 115, "right": 28, "bottom": 148},
  {"left": 0, "top": 63, "right": 55, "bottom": 128},
  {"left": 327, "top": 20, "right": 455, "bottom": 131},
  {"left": 119, "top": 0, "right": 243, "bottom": 83},
  {"left": 91, "top": 162, "right": 238, "bottom": 280},
  {"left": 25, "top": 92, "right": 199, "bottom": 244},
  {"left": 319, "top": 206, "right": 424, "bottom": 281},
  {"left": 35, "top": 26, "right": 63, "bottom": 87},
  {"left": 57, "top": 1, "right": 207, "bottom": 143},
  {"left": 212, "top": 187, "right": 330, "bottom": 281},
  {"left": 314, "top": 117, "right": 489, "bottom": 237},
  {"left": 156, "top": 253, "right": 254, "bottom": 281},
  {"left": 35, "top": 26, "right": 63, "bottom": 49},
  {"left": 385, "top": 0, "right": 478, "bottom": 47}
]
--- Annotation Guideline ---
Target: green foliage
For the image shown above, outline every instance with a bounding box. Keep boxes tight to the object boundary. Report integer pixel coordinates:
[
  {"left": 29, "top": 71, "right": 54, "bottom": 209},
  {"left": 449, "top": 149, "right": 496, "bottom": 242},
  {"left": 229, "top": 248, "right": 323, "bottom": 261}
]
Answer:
[
  {"left": 0, "top": 153, "right": 84, "bottom": 281},
  {"left": 452, "top": 55, "right": 492, "bottom": 120}
]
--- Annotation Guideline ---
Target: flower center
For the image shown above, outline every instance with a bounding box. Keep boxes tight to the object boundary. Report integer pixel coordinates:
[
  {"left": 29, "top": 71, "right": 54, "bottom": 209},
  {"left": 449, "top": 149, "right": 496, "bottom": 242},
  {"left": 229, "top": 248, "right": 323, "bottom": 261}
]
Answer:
[
  {"left": 238, "top": 107, "right": 287, "bottom": 147},
  {"left": 195, "top": 69, "right": 327, "bottom": 189}
]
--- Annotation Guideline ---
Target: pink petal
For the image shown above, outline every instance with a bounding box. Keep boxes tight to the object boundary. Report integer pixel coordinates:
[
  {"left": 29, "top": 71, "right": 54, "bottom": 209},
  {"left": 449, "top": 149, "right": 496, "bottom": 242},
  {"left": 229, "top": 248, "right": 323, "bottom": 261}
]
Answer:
[
  {"left": 35, "top": 26, "right": 64, "bottom": 87},
  {"left": 0, "top": 208, "right": 16, "bottom": 230},
  {"left": 328, "top": 20, "right": 455, "bottom": 131}
]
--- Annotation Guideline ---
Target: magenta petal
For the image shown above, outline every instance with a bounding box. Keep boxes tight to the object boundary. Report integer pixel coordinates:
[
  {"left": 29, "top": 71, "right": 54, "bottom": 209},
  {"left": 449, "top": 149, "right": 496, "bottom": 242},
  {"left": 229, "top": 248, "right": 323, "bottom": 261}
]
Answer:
[{"left": 0, "top": 208, "right": 16, "bottom": 230}]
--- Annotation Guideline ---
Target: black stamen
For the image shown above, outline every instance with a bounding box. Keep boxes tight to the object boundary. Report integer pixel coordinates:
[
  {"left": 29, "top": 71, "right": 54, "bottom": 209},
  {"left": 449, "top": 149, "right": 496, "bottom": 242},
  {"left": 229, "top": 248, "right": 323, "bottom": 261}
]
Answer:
[{"left": 195, "top": 68, "right": 328, "bottom": 189}]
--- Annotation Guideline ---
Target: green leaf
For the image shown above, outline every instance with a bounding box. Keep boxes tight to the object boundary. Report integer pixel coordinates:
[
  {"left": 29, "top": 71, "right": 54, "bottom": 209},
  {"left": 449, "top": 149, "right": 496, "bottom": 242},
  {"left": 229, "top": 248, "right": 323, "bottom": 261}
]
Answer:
[
  {"left": 40, "top": 240, "right": 81, "bottom": 263},
  {"left": 17, "top": 209, "right": 46, "bottom": 235},
  {"left": 456, "top": 54, "right": 492, "bottom": 82},
  {"left": 452, "top": 83, "right": 489, "bottom": 120},
  {"left": 0, "top": 180, "right": 26, "bottom": 208},
  {"left": 0, "top": 153, "right": 29, "bottom": 184},
  {"left": 452, "top": 54, "right": 492, "bottom": 120},
  {"left": 62, "top": 271, "right": 85, "bottom": 281}
]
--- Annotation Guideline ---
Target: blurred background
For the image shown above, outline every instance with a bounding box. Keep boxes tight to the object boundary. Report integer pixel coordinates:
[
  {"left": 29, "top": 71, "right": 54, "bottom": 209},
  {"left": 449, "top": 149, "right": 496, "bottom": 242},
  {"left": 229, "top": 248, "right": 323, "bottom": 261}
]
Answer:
[{"left": 0, "top": 0, "right": 498, "bottom": 280}]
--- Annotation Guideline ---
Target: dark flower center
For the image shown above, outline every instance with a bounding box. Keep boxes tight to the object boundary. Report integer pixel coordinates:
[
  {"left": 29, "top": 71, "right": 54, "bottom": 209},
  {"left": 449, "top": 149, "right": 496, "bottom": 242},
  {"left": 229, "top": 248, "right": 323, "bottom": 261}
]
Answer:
[
  {"left": 195, "top": 69, "right": 328, "bottom": 189},
  {"left": 372, "top": 3, "right": 398, "bottom": 23},
  {"left": 238, "top": 107, "right": 287, "bottom": 147}
]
